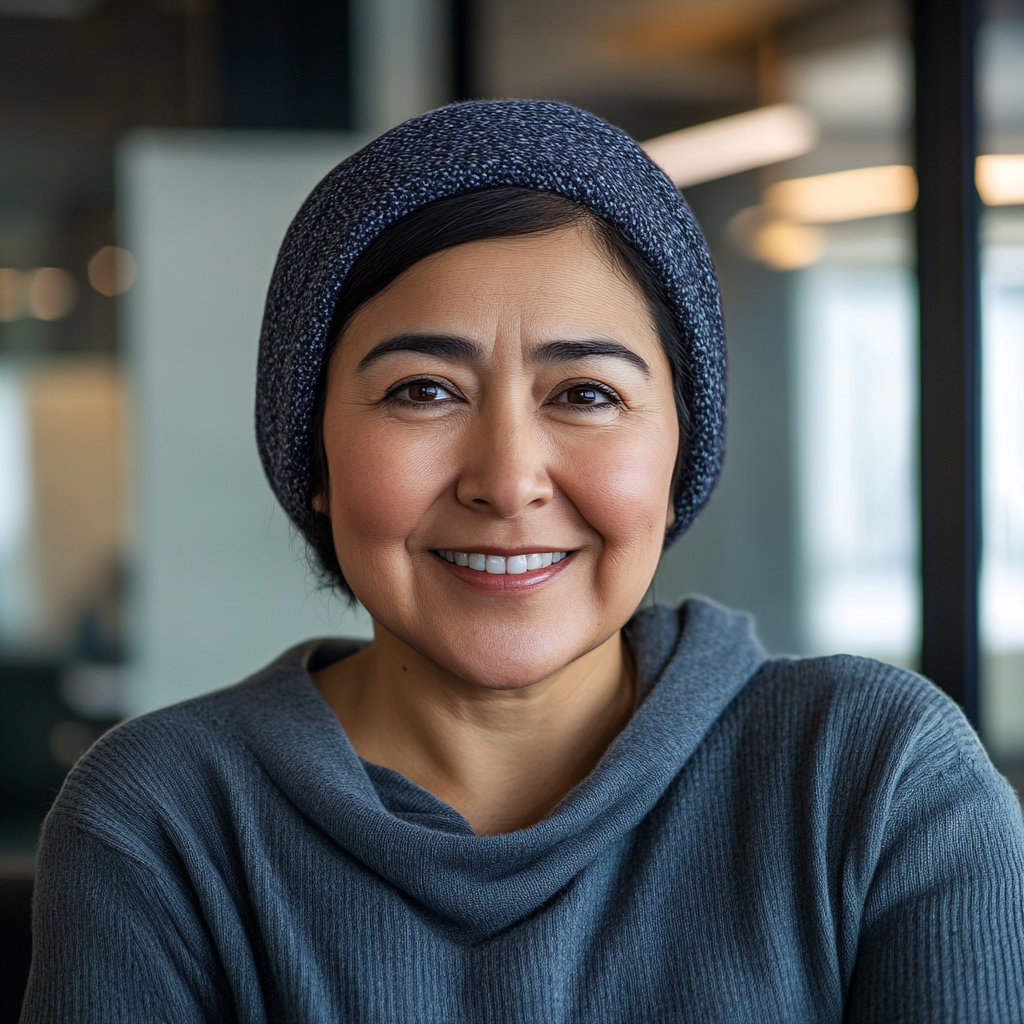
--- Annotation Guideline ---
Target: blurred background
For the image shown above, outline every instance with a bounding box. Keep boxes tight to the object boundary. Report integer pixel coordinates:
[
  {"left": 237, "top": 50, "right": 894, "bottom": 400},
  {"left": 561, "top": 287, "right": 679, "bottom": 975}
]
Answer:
[{"left": 0, "top": 0, "right": 1022, "bottom": 1015}]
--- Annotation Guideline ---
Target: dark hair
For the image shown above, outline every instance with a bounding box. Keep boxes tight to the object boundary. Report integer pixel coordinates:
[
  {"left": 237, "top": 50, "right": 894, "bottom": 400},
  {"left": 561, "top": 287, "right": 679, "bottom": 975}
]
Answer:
[{"left": 305, "top": 187, "right": 690, "bottom": 595}]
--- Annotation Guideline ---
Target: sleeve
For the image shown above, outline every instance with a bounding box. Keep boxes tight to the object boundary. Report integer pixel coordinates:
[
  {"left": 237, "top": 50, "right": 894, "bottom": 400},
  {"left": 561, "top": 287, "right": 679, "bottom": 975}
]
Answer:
[
  {"left": 844, "top": 706, "right": 1024, "bottom": 1024},
  {"left": 19, "top": 810, "right": 235, "bottom": 1024}
]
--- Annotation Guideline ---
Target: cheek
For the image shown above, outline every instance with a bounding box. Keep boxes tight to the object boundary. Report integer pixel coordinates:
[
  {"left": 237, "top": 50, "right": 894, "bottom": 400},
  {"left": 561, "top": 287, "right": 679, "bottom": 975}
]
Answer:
[
  {"left": 556, "top": 421, "right": 678, "bottom": 552},
  {"left": 324, "top": 417, "right": 449, "bottom": 549}
]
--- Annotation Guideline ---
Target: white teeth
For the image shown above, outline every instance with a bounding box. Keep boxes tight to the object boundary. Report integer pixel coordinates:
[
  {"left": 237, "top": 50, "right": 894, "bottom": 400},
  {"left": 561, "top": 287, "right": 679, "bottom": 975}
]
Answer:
[{"left": 439, "top": 550, "right": 569, "bottom": 572}]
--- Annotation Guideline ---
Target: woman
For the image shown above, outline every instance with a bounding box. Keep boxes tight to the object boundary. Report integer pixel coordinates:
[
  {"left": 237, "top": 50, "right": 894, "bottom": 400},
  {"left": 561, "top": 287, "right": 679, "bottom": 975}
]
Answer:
[{"left": 22, "top": 101, "right": 1024, "bottom": 1023}]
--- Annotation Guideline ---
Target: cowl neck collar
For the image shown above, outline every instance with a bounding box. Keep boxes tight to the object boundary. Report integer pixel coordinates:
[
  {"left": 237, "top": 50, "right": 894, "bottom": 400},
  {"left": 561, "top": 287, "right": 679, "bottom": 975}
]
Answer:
[{"left": 227, "top": 598, "right": 766, "bottom": 938}]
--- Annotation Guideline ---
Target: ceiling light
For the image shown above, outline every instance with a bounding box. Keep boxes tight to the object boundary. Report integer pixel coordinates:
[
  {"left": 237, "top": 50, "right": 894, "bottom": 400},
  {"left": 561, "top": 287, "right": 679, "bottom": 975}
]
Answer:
[
  {"left": 728, "top": 206, "right": 823, "bottom": 270},
  {"left": 976, "top": 155, "right": 1024, "bottom": 206},
  {"left": 753, "top": 220, "right": 824, "bottom": 271},
  {"left": 642, "top": 104, "right": 819, "bottom": 190},
  {"left": 765, "top": 165, "right": 918, "bottom": 223}
]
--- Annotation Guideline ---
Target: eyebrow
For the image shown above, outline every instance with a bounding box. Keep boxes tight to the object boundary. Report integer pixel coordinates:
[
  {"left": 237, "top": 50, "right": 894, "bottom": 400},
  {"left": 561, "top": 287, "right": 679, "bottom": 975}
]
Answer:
[
  {"left": 357, "top": 334, "right": 482, "bottom": 371},
  {"left": 531, "top": 340, "right": 651, "bottom": 376},
  {"left": 356, "top": 333, "right": 651, "bottom": 376}
]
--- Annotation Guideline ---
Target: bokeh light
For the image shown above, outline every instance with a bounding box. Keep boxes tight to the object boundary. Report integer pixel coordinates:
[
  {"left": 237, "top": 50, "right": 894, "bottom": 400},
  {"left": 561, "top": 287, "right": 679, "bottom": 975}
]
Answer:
[
  {"left": 26, "top": 268, "right": 78, "bottom": 321},
  {"left": 87, "top": 246, "right": 137, "bottom": 298}
]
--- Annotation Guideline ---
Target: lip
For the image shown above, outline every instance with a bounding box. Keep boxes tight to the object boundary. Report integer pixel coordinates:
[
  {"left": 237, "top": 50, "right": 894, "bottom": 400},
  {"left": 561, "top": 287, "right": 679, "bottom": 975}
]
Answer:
[
  {"left": 431, "top": 550, "right": 575, "bottom": 592},
  {"left": 435, "top": 546, "right": 567, "bottom": 558}
]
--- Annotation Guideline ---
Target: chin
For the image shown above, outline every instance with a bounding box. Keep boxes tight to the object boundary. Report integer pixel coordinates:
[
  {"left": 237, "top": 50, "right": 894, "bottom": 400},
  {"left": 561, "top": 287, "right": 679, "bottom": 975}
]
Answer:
[
  {"left": 415, "top": 615, "right": 605, "bottom": 690},
  {"left": 450, "top": 653, "right": 571, "bottom": 690},
  {"left": 432, "top": 649, "right": 582, "bottom": 690}
]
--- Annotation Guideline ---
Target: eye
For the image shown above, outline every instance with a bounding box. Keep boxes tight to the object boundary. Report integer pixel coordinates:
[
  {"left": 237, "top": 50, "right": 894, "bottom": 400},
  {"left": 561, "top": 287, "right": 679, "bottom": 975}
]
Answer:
[
  {"left": 552, "top": 382, "right": 621, "bottom": 407},
  {"left": 385, "top": 378, "right": 458, "bottom": 404}
]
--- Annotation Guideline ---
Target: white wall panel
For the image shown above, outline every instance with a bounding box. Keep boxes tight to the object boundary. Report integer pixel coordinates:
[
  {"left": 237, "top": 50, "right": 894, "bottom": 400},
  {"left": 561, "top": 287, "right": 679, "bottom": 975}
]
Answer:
[{"left": 120, "top": 131, "right": 372, "bottom": 714}]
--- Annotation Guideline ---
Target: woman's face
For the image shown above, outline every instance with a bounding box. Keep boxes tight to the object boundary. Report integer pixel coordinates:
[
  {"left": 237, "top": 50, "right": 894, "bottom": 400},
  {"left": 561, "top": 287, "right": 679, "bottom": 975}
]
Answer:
[{"left": 320, "top": 224, "right": 679, "bottom": 689}]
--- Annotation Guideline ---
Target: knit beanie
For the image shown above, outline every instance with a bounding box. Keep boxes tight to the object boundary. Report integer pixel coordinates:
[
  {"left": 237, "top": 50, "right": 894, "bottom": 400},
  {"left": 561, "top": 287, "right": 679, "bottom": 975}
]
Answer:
[{"left": 256, "top": 99, "right": 725, "bottom": 545}]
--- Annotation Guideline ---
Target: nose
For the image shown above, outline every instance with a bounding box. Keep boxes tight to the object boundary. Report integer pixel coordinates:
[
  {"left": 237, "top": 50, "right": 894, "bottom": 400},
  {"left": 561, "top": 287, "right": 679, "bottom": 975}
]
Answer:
[{"left": 455, "top": 400, "right": 554, "bottom": 518}]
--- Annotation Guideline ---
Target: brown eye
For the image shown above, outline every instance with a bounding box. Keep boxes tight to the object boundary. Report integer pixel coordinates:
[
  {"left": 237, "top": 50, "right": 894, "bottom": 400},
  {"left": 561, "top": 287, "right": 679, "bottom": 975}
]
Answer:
[
  {"left": 560, "top": 385, "right": 615, "bottom": 406},
  {"left": 408, "top": 384, "right": 444, "bottom": 402},
  {"left": 389, "top": 379, "right": 456, "bottom": 404}
]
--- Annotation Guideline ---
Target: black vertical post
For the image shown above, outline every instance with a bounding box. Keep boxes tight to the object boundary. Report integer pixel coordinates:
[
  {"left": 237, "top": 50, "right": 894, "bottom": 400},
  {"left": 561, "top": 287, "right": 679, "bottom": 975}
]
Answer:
[
  {"left": 914, "top": 0, "right": 982, "bottom": 726},
  {"left": 451, "top": 0, "right": 476, "bottom": 102},
  {"left": 219, "top": 0, "right": 352, "bottom": 129}
]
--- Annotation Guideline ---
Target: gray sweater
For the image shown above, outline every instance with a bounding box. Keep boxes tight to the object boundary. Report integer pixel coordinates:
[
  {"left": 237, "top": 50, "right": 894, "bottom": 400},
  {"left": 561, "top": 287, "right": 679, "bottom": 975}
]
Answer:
[{"left": 20, "top": 599, "right": 1024, "bottom": 1023}]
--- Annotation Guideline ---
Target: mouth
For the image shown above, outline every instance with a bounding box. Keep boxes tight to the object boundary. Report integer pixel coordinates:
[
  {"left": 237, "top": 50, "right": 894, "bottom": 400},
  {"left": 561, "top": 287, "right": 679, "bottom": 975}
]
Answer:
[{"left": 433, "top": 549, "right": 570, "bottom": 574}]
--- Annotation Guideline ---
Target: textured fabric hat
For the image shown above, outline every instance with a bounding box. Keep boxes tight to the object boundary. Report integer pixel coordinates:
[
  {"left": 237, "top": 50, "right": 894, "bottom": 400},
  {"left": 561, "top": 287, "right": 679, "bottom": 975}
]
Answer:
[{"left": 257, "top": 99, "right": 725, "bottom": 545}]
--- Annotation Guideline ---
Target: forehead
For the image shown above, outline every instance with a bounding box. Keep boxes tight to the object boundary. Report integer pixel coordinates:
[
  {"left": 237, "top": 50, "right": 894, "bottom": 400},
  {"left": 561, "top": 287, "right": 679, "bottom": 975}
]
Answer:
[{"left": 340, "top": 225, "right": 658, "bottom": 348}]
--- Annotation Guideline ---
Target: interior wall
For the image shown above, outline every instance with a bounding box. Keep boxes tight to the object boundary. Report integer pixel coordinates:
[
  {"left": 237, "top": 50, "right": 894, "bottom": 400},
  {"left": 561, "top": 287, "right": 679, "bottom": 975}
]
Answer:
[{"left": 120, "top": 131, "right": 373, "bottom": 715}]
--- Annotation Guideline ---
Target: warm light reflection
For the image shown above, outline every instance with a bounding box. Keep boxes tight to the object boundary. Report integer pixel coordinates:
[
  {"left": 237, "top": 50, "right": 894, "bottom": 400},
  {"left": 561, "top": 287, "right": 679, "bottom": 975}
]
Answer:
[
  {"left": 728, "top": 206, "right": 823, "bottom": 271},
  {"left": 732, "top": 156, "right": 1023, "bottom": 272},
  {"left": 0, "top": 269, "right": 23, "bottom": 321},
  {"left": 753, "top": 220, "right": 824, "bottom": 270},
  {"left": 765, "top": 165, "right": 918, "bottom": 223},
  {"left": 977, "top": 155, "right": 1024, "bottom": 206},
  {"left": 87, "top": 245, "right": 137, "bottom": 297},
  {"left": 0, "top": 267, "right": 78, "bottom": 321},
  {"left": 27, "top": 268, "right": 78, "bottom": 321},
  {"left": 642, "top": 104, "right": 818, "bottom": 189}
]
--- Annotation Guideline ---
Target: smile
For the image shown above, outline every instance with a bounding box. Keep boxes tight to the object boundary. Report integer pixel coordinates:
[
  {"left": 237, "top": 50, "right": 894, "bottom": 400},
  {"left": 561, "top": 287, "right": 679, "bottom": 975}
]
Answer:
[{"left": 434, "top": 550, "right": 569, "bottom": 574}]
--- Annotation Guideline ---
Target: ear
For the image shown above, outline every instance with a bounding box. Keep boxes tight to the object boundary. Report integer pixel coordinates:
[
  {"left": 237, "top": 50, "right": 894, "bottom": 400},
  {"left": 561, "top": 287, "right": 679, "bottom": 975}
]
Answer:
[
  {"left": 665, "top": 495, "right": 676, "bottom": 531},
  {"left": 312, "top": 492, "right": 329, "bottom": 516}
]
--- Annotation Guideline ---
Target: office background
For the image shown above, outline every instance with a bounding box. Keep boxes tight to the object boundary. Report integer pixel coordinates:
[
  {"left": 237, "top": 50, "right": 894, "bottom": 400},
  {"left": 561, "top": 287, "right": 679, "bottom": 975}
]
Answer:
[{"left": 1, "top": 0, "right": 1022, "bottom": 1017}]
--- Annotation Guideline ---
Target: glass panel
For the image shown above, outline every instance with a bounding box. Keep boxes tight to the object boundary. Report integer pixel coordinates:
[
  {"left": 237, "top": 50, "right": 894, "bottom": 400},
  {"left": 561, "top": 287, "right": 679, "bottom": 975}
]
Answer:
[
  {"left": 980, "top": 0, "right": 1024, "bottom": 774},
  {"left": 795, "top": 263, "right": 917, "bottom": 662},
  {"left": 781, "top": 25, "right": 917, "bottom": 664}
]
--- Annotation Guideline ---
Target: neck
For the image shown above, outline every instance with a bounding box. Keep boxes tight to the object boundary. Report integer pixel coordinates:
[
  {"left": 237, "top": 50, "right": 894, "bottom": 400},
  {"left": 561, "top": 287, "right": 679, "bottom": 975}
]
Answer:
[{"left": 313, "top": 624, "right": 635, "bottom": 835}]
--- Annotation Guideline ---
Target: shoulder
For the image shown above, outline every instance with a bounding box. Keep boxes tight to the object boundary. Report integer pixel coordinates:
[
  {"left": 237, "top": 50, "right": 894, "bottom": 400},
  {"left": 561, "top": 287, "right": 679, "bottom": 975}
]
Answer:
[
  {"left": 661, "top": 596, "right": 977, "bottom": 771},
  {"left": 747, "top": 651, "right": 975, "bottom": 755},
  {"left": 45, "top": 637, "right": 357, "bottom": 857},
  {"left": 751, "top": 650, "right": 948, "bottom": 713},
  {"left": 643, "top": 597, "right": 992, "bottom": 793},
  {"left": 734, "top": 652, "right": 1021, "bottom": 828}
]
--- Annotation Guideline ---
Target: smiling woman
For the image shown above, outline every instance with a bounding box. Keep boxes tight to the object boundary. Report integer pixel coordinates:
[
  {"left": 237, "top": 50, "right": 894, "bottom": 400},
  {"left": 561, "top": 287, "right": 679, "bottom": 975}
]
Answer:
[
  {"left": 303, "top": 187, "right": 687, "bottom": 609},
  {"left": 20, "top": 102, "right": 1024, "bottom": 1024},
  {"left": 311, "top": 210, "right": 679, "bottom": 834}
]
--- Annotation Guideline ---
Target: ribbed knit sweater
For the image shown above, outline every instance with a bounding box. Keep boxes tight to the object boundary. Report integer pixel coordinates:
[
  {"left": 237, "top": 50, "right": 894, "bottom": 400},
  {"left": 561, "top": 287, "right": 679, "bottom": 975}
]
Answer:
[{"left": 21, "top": 599, "right": 1024, "bottom": 1023}]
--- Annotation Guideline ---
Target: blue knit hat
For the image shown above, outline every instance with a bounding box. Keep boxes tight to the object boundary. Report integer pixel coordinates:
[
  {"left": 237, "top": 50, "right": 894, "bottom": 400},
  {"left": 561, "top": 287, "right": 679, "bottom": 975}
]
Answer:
[{"left": 257, "top": 99, "right": 725, "bottom": 545}]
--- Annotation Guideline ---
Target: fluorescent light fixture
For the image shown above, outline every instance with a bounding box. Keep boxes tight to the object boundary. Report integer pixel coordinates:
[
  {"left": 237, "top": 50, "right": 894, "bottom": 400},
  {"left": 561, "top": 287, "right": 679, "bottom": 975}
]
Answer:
[
  {"left": 642, "top": 104, "right": 818, "bottom": 189},
  {"left": 728, "top": 154, "right": 1023, "bottom": 270},
  {"left": 976, "top": 155, "right": 1024, "bottom": 206},
  {"left": 765, "top": 165, "right": 918, "bottom": 223}
]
